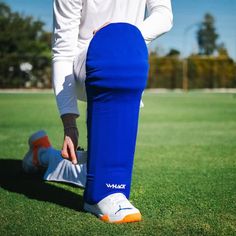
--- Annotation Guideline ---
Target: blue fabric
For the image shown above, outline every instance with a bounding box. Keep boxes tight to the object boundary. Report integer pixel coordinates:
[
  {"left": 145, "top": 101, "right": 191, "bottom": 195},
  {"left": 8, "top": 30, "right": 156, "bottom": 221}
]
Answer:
[
  {"left": 42, "top": 148, "right": 87, "bottom": 188},
  {"left": 84, "top": 23, "right": 149, "bottom": 204}
]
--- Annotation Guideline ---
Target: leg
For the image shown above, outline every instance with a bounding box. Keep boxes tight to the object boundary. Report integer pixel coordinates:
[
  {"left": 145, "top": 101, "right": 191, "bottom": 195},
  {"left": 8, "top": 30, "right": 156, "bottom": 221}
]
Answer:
[
  {"left": 22, "top": 130, "right": 87, "bottom": 188},
  {"left": 73, "top": 47, "right": 88, "bottom": 102},
  {"left": 83, "top": 23, "right": 149, "bottom": 222},
  {"left": 42, "top": 147, "right": 87, "bottom": 188}
]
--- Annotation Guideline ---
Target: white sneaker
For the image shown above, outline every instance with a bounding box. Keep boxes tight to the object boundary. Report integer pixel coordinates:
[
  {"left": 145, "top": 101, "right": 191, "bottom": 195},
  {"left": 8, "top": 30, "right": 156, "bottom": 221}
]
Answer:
[
  {"left": 84, "top": 193, "right": 142, "bottom": 223},
  {"left": 22, "top": 130, "right": 51, "bottom": 173}
]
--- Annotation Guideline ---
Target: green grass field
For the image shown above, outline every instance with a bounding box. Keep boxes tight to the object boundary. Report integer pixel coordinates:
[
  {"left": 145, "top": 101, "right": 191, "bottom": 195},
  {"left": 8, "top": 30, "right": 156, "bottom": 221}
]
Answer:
[{"left": 0, "top": 91, "right": 236, "bottom": 235}]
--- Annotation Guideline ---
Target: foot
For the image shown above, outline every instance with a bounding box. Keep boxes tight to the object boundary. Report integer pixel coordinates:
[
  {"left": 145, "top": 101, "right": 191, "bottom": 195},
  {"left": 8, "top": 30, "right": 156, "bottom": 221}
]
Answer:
[
  {"left": 84, "top": 193, "right": 141, "bottom": 223},
  {"left": 22, "top": 130, "right": 51, "bottom": 173}
]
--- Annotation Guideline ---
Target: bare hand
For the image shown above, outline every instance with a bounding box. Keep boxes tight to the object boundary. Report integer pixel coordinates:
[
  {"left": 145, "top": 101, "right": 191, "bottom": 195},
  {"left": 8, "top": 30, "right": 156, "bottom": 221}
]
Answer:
[
  {"left": 61, "top": 135, "right": 77, "bottom": 164},
  {"left": 61, "top": 114, "right": 79, "bottom": 164}
]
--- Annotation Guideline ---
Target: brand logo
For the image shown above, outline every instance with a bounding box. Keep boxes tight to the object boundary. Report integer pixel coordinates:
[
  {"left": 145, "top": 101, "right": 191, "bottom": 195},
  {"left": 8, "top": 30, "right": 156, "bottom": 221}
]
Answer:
[
  {"left": 106, "top": 183, "right": 126, "bottom": 189},
  {"left": 115, "top": 205, "right": 133, "bottom": 215}
]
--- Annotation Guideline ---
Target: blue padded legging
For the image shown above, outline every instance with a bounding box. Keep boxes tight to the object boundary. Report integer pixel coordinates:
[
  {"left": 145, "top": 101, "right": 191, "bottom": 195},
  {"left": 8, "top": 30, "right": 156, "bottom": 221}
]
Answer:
[{"left": 84, "top": 23, "right": 149, "bottom": 204}]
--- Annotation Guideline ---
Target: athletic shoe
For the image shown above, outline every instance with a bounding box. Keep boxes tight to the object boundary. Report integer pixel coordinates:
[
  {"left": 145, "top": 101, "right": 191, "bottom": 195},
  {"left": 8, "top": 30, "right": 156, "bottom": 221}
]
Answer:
[
  {"left": 84, "top": 193, "right": 141, "bottom": 223},
  {"left": 22, "top": 130, "right": 51, "bottom": 173}
]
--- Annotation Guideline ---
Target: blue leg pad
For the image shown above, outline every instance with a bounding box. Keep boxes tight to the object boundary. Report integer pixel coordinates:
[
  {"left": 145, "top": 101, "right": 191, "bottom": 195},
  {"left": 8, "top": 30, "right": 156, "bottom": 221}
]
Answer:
[{"left": 84, "top": 23, "right": 149, "bottom": 204}]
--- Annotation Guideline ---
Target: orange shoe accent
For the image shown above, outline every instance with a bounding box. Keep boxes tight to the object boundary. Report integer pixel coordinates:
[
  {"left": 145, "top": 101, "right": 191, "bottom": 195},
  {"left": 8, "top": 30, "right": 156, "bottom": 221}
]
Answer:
[
  {"left": 100, "top": 213, "right": 142, "bottom": 224},
  {"left": 32, "top": 136, "right": 51, "bottom": 166},
  {"left": 100, "top": 215, "right": 109, "bottom": 222},
  {"left": 116, "top": 213, "right": 142, "bottom": 223}
]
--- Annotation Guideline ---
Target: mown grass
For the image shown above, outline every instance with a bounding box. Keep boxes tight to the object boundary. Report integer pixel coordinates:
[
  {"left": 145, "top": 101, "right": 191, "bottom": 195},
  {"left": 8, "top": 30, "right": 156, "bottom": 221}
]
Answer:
[{"left": 0, "top": 91, "right": 235, "bottom": 235}]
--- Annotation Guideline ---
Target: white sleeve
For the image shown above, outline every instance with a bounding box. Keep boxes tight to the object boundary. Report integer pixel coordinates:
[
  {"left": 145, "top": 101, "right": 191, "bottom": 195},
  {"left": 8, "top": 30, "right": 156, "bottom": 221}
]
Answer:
[
  {"left": 139, "top": 0, "right": 173, "bottom": 44},
  {"left": 52, "top": 0, "right": 83, "bottom": 116}
]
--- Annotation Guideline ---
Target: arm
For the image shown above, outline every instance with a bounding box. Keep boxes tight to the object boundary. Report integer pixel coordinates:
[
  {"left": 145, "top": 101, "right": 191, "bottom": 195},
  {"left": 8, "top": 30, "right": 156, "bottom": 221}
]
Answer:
[
  {"left": 52, "top": 0, "right": 83, "bottom": 164},
  {"left": 61, "top": 113, "right": 79, "bottom": 164},
  {"left": 139, "top": 0, "right": 173, "bottom": 44}
]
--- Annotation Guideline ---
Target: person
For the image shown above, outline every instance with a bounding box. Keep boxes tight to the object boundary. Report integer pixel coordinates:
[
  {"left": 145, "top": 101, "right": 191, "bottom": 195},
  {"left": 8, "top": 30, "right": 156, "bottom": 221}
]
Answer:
[{"left": 23, "top": 0, "right": 173, "bottom": 223}]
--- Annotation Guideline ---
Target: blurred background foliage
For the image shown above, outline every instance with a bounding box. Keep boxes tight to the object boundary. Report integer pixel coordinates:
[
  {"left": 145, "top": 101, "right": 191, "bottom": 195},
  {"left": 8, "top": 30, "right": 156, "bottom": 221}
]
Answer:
[
  {"left": 0, "top": 2, "right": 51, "bottom": 88},
  {"left": 148, "top": 51, "right": 236, "bottom": 89},
  {"left": 0, "top": 2, "right": 235, "bottom": 89}
]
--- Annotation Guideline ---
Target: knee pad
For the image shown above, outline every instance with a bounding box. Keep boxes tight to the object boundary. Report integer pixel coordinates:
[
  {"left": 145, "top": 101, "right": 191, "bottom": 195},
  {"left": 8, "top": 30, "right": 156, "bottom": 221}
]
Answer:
[{"left": 84, "top": 23, "right": 149, "bottom": 204}]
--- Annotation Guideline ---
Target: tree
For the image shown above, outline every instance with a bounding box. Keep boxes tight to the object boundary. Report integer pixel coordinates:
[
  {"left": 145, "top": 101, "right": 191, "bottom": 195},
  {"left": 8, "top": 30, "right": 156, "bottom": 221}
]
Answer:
[
  {"left": 197, "top": 13, "right": 218, "bottom": 55},
  {"left": 166, "top": 48, "right": 180, "bottom": 57},
  {"left": 0, "top": 2, "right": 52, "bottom": 88},
  {"left": 217, "top": 43, "right": 229, "bottom": 58}
]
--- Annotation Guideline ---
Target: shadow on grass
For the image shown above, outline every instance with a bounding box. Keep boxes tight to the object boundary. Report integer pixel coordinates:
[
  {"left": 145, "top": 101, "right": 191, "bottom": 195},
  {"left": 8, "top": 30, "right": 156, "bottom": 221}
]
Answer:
[{"left": 0, "top": 159, "right": 84, "bottom": 212}]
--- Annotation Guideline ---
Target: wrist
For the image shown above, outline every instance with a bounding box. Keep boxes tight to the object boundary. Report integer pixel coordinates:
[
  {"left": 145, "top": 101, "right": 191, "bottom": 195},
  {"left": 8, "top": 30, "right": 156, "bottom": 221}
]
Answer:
[{"left": 61, "top": 113, "right": 78, "bottom": 129}]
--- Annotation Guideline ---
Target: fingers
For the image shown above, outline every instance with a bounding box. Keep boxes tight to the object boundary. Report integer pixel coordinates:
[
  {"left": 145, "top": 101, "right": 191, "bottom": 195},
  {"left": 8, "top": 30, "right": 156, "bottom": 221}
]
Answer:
[
  {"left": 68, "top": 143, "right": 77, "bottom": 165},
  {"left": 61, "top": 114, "right": 79, "bottom": 164},
  {"left": 61, "top": 136, "right": 77, "bottom": 164},
  {"left": 61, "top": 137, "right": 69, "bottom": 159}
]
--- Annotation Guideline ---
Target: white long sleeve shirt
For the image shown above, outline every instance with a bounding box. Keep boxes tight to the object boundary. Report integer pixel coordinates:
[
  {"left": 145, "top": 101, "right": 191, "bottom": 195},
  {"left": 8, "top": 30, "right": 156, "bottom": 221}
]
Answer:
[{"left": 52, "top": 0, "right": 173, "bottom": 116}]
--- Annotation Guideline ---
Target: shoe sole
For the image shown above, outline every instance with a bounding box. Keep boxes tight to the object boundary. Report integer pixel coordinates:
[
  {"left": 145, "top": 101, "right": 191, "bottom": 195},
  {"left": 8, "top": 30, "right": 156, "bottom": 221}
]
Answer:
[
  {"left": 100, "top": 212, "right": 142, "bottom": 223},
  {"left": 84, "top": 203, "right": 141, "bottom": 223},
  {"left": 22, "top": 130, "right": 48, "bottom": 173},
  {"left": 28, "top": 130, "right": 47, "bottom": 146}
]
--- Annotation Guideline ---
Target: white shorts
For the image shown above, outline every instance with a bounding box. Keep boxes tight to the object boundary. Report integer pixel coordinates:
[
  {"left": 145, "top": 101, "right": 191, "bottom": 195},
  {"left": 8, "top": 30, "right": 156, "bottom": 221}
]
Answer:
[{"left": 73, "top": 48, "right": 88, "bottom": 102}]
